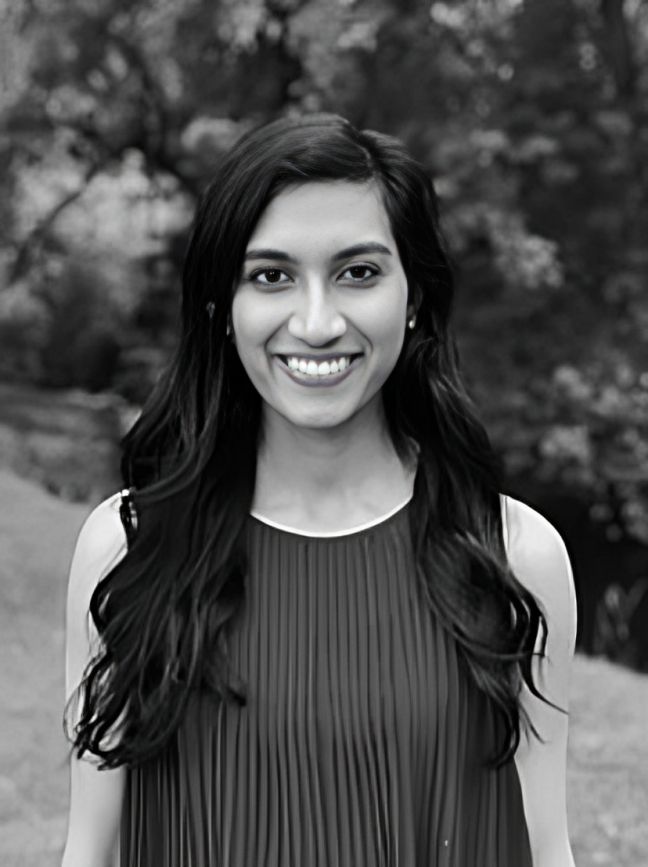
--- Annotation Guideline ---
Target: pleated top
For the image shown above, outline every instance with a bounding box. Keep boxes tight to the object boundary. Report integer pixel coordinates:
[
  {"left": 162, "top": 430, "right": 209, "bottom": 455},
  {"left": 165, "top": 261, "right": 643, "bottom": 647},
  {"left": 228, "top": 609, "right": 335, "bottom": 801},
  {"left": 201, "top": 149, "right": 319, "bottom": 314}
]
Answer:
[{"left": 121, "top": 498, "right": 532, "bottom": 867}]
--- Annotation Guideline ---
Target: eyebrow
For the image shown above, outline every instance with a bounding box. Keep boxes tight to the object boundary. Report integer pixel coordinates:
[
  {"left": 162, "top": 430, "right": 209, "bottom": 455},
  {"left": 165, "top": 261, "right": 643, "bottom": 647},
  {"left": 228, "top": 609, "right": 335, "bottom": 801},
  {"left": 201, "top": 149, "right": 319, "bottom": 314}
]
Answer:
[
  {"left": 333, "top": 242, "right": 392, "bottom": 261},
  {"left": 244, "top": 248, "right": 298, "bottom": 263},
  {"left": 244, "top": 242, "right": 393, "bottom": 263}
]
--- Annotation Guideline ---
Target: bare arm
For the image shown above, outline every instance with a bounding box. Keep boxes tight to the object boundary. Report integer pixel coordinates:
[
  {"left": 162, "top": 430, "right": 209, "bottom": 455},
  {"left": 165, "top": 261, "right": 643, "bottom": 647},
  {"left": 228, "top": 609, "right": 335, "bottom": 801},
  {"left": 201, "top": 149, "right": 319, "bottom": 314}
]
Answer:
[
  {"left": 61, "top": 494, "right": 128, "bottom": 867},
  {"left": 504, "top": 496, "right": 578, "bottom": 867}
]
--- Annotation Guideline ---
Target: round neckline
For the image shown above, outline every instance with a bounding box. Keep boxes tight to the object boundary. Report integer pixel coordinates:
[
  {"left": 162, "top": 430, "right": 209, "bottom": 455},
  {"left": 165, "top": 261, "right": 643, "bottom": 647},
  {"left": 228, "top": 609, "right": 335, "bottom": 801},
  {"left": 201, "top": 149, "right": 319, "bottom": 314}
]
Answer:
[{"left": 249, "top": 493, "right": 413, "bottom": 539}]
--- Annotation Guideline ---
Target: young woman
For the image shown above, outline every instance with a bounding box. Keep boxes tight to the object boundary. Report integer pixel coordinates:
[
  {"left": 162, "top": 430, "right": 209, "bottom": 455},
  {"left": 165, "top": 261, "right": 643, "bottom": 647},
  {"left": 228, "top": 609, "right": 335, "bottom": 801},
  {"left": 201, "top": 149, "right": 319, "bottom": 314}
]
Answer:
[{"left": 62, "top": 114, "right": 577, "bottom": 867}]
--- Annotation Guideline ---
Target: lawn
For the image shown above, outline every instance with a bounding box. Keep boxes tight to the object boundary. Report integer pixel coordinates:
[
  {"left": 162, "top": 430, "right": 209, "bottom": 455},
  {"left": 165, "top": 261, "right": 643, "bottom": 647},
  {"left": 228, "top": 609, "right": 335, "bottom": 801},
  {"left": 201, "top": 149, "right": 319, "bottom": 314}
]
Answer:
[{"left": 0, "top": 468, "right": 646, "bottom": 866}]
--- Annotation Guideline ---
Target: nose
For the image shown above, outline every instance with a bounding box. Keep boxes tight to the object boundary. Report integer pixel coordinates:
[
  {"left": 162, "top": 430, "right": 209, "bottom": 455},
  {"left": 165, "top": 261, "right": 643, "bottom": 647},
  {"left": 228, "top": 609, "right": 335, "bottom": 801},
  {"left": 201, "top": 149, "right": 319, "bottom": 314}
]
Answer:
[{"left": 287, "top": 280, "right": 347, "bottom": 345}]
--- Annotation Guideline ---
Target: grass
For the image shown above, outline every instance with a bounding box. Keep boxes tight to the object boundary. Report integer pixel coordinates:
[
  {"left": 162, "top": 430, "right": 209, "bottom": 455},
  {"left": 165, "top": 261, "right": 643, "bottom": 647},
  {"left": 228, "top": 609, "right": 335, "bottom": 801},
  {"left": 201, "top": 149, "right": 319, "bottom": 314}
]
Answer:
[
  {"left": 0, "top": 468, "right": 646, "bottom": 866},
  {"left": 568, "top": 655, "right": 648, "bottom": 864}
]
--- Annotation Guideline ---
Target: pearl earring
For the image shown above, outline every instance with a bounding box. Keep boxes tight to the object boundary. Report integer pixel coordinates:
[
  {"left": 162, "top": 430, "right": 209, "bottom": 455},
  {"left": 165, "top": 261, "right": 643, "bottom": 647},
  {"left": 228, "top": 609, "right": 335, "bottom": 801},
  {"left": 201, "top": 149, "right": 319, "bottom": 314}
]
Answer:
[{"left": 407, "top": 316, "right": 416, "bottom": 330}]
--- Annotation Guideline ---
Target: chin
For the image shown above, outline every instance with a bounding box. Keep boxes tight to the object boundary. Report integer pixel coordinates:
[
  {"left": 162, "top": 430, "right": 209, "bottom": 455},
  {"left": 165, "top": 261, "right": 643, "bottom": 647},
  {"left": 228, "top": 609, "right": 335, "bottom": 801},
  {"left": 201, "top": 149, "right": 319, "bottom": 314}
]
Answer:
[
  {"left": 282, "top": 409, "right": 355, "bottom": 430},
  {"left": 260, "top": 381, "right": 382, "bottom": 431},
  {"left": 272, "top": 395, "right": 364, "bottom": 430}
]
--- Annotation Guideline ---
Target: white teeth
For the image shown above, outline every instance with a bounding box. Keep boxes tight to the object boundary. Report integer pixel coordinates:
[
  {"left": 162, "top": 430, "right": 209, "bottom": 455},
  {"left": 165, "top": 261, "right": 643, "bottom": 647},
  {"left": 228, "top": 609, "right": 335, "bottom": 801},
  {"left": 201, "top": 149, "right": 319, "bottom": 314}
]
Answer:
[{"left": 283, "top": 355, "right": 355, "bottom": 377}]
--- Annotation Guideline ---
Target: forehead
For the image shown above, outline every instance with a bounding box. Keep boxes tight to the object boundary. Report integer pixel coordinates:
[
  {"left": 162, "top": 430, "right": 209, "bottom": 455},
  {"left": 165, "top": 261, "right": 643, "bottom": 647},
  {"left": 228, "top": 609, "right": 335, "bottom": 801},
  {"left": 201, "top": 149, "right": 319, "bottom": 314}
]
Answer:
[{"left": 246, "top": 181, "right": 394, "bottom": 251}]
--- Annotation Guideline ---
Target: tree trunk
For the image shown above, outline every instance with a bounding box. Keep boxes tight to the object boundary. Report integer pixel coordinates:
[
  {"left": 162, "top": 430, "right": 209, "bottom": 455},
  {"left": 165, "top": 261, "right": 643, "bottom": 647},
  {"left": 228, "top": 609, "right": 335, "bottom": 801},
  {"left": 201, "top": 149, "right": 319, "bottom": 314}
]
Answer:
[{"left": 600, "top": 0, "right": 637, "bottom": 98}]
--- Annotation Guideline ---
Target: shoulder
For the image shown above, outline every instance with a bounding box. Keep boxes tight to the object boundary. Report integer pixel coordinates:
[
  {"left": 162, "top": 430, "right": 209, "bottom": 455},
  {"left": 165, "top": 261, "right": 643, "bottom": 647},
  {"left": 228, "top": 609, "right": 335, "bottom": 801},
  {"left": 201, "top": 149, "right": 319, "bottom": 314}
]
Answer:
[
  {"left": 500, "top": 494, "right": 577, "bottom": 655},
  {"left": 67, "top": 492, "right": 129, "bottom": 614},
  {"left": 65, "top": 492, "right": 129, "bottom": 700},
  {"left": 73, "top": 492, "right": 127, "bottom": 564}
]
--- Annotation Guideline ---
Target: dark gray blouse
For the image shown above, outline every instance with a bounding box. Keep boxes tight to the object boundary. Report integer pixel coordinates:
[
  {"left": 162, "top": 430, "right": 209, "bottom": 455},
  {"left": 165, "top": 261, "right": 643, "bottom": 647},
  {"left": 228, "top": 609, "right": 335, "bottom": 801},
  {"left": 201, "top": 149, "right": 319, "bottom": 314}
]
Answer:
[{"left": 121, "top": 499, "right": 532, "bottom": 866}]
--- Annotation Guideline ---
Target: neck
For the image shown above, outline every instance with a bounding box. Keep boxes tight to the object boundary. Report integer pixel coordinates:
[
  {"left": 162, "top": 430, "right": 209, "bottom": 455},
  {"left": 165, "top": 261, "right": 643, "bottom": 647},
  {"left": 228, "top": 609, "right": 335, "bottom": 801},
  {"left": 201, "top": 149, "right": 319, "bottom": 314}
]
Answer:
[{"left": 253, "top": 395, "right": 418, "bottom": 528}]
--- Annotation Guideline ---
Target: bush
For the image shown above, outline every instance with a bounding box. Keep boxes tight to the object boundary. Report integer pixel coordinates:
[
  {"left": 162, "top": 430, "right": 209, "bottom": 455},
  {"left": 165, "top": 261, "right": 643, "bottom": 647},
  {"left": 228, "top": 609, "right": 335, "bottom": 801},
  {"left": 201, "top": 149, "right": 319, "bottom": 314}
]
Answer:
[{"left": 36, "top": 259, "right": 124, "bottom": 391}]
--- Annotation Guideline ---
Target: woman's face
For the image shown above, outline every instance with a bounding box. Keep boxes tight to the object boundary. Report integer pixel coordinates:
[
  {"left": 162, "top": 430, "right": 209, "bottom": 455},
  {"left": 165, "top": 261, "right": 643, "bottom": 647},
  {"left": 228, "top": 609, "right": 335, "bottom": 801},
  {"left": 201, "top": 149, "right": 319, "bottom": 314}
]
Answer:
[{"left": 231, "top": 181, "right": 412, "bottom": 431}]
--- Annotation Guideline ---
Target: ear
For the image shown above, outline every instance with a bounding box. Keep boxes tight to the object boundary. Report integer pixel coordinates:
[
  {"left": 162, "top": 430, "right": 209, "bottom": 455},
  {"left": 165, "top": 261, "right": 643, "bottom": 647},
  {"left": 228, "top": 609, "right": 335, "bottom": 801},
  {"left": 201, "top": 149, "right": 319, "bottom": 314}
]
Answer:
[{"left": 407, "top": 282, "right": 422, "bottom": 318}]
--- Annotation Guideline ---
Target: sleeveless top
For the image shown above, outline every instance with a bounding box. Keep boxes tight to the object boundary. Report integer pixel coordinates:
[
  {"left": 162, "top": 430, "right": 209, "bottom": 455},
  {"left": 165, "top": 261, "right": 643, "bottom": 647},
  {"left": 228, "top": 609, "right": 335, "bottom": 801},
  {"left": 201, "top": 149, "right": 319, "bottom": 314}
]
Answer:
[{"left": 120, "top": 497, "right": 532, "bottom": 867}]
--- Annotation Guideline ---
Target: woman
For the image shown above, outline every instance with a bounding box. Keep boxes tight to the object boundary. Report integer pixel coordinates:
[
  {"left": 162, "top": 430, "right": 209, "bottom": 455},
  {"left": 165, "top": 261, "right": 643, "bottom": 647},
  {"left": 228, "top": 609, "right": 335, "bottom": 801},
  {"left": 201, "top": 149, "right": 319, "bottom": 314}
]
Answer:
[{"left": 62, "top": 114, "right": 577, "bottom": 867}]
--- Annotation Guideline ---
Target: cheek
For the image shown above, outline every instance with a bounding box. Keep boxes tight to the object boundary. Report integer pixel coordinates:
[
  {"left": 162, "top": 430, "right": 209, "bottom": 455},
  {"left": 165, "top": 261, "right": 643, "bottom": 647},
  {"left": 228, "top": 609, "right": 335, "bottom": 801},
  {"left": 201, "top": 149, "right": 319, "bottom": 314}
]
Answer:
[
  {"left": 231, "top": 294, "right": 277, "bottom": 361},
  {"left": 366, "top": 287, "right": 408, "bottom": 363}
]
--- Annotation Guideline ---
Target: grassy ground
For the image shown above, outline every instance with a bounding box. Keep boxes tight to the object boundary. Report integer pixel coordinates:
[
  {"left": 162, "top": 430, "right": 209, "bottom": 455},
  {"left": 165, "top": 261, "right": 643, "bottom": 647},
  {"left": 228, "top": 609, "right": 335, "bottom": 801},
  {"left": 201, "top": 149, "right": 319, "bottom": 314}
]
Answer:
[
  {"left": 568, "top": 656, "right": 648, "bottom": 864},
  {"left": 0, "top": 468, "right": 646, "bottom": 866}
]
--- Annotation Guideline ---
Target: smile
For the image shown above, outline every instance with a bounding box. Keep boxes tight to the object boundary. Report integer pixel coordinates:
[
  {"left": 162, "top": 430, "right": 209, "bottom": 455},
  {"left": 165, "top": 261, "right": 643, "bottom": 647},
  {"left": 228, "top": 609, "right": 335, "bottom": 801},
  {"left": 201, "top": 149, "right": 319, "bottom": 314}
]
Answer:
[{"left": 274, "top": 354, "right": 363, "bottom": 386}]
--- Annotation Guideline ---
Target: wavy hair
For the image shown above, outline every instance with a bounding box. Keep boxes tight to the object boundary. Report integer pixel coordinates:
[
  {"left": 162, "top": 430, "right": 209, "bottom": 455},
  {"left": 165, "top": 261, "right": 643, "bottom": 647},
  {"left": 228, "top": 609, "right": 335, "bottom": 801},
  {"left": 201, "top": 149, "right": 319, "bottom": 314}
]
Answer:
[{"left": 67, "top": 114, "right": 559, "bottom": 770}]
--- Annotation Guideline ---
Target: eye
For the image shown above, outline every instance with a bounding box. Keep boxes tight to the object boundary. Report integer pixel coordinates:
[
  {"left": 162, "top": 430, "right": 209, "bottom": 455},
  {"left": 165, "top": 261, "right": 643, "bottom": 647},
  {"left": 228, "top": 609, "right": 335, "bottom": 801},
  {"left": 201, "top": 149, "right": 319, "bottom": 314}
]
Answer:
[
  {"left": 340, "top": 264, "right": 379, "bottom": 283},
  {"left": 249, "top": 268, "right": 291, "bottom": 286}
]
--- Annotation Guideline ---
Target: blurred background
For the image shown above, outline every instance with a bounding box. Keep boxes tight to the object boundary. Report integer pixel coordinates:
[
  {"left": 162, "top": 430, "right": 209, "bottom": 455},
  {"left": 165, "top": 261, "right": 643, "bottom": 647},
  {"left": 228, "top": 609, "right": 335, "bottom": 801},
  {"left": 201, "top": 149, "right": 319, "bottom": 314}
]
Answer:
[{"left": 0, "top": 0, "right": 647, "bottom": 865}]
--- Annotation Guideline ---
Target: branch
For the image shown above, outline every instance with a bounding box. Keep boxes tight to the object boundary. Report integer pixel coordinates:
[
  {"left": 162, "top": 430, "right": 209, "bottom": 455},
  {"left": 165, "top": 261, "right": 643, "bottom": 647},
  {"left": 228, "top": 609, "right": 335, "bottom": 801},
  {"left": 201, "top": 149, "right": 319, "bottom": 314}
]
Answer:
[{"left": 8, "top": 161, "right": 102, "bottom": 286}]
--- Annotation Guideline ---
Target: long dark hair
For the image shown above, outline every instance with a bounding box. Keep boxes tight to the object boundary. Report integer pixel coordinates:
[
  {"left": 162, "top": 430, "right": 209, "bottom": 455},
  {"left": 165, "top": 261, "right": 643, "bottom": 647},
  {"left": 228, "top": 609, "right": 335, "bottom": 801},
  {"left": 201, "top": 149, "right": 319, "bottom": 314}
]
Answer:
[{"left": 68, "top": 114, "right": 559, "bottom": 770}]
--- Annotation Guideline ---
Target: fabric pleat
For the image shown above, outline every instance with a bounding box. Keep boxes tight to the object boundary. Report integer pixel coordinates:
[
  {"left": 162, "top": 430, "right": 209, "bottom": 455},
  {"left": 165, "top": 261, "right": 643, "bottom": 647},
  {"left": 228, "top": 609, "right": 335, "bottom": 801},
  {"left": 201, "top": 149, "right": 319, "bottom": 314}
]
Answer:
[{"left": 120, "top": 502, "right": 533, "bottom": 867}]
